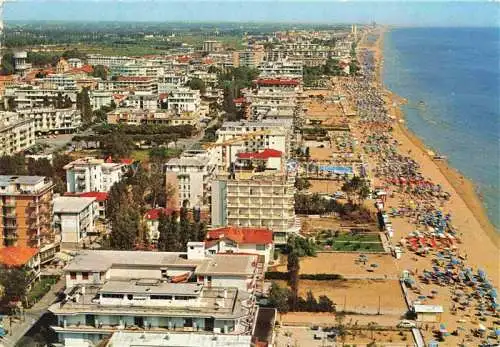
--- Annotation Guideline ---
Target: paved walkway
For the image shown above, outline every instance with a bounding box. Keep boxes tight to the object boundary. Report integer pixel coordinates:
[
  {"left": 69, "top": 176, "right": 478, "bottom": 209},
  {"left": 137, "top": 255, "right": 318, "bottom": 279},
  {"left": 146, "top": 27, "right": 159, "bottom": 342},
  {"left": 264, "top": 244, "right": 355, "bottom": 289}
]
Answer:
[{"left": 1, "top": 278, "right": 64, "bottom": 347}]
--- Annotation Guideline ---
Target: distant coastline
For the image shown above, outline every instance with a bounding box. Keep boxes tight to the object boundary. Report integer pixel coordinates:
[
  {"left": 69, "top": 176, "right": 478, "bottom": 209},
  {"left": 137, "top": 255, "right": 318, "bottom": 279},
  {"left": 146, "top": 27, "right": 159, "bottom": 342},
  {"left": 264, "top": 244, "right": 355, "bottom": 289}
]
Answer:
[{"left": 380, "top": 27, "right": 500, "bottom": 237}]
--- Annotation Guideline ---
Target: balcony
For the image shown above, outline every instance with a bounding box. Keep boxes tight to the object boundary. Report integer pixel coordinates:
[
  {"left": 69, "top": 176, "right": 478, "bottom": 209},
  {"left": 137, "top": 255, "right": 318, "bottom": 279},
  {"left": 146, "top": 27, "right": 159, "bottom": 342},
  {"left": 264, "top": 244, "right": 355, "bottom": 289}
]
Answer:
[
  {"left": 4, "top": 200, "right": 16, "bottom": 208},
  {"left": 2, "top": 211, "right": 16, "bottom": 219},
  {"left": 4, "top": 224, "right": 17, "bottom": 229}
]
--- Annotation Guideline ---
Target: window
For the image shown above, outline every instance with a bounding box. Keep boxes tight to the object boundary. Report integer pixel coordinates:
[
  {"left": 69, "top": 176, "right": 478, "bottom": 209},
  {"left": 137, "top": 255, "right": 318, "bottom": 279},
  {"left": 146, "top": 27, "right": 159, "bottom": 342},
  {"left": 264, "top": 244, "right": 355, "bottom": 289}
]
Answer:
[
  {"left": 175, "top": 296, "right": 191, "bottom": 301},
  {"left": 102, "top": 293, "right": 124, "bottom": 299},
  {"left": 151, "top": 295, "right": 172, "bottom": 300},
  {"left": 256, "top": 244, "right": 266, "bottom": 251},
  {"left": 82, "top": 272, "right": 89, "bottom": 280},
  {"left": 70, "top": 272, "right": 76, "bottom": 280}
]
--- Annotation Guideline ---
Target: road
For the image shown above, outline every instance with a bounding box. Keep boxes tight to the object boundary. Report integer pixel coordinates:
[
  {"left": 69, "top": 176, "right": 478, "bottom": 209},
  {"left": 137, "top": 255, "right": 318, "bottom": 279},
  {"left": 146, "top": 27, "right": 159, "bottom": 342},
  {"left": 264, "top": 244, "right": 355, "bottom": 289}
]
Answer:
[{"left": 1, "top": 278, "right": 64, "bottom": 347}]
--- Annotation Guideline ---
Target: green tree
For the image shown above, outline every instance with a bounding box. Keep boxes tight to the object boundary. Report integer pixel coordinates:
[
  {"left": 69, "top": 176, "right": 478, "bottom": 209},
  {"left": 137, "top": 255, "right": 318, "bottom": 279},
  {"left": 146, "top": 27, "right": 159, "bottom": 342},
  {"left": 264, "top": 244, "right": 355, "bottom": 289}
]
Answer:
[
  {"left": 0, "top": 155, "right": 27, "bottom": 175},
  {"left": 157, "top": 211, "right": 170, "bottom": 251},
  {"left": 76, "top": 87, "right": 93, "bottom": 123},
  {"left": 268, "top": 282, "right": 290, "bottom": 313},
  {"left": 294, "top": 177, "right": 311, "bottom": 191},
  {"left": 1, "top": 52, "right": 14, "bottom": 75},
  {"left": 0, "top": 267, "right": 31, "bottom": 307},
  {"left": 109, "top": 207, "right": 139, "bottom": 250},
  {"left": 287, "top": 251, "right": 300, "bottom": 310},
  {"left": 91, "top": 65, "right": 108, "bottom": 80},
  {"left": 179, "top": 207, "right": 190, "bottom": 248},
  {"left": 187, "top": 77, "right": 206, "bottom": 94},
  {"left": 103, "top": 131, "right": 134, "bottom": 159},
  {"left": 27, "top": 158, "right": 54, "bottom": 177},
  {"left": 164, "top": 212, "right": 181, "bottom": 252}
]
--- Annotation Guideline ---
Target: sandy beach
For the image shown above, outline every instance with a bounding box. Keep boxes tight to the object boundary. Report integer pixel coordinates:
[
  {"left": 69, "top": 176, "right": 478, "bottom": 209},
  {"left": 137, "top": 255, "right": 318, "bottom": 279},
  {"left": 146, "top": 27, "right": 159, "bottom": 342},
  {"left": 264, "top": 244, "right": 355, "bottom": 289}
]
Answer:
[{"left": 358, "top": 27, "right": 499, "bottom": 344}]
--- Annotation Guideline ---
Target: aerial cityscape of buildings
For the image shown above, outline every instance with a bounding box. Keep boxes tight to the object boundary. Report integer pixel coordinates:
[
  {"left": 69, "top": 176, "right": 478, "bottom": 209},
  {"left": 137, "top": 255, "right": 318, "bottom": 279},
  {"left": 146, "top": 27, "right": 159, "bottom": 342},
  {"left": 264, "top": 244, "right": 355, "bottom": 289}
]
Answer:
[{"left": 0, "top": 18, "right": 497, "bottom": 347}]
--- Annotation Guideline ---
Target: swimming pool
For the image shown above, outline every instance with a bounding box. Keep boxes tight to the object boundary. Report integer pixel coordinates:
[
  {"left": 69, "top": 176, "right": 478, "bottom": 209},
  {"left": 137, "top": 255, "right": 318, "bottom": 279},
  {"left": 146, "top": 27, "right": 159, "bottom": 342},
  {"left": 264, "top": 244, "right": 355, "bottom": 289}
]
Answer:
[{"left": 318, "top": 166, "right": 354, "bottom": 175}]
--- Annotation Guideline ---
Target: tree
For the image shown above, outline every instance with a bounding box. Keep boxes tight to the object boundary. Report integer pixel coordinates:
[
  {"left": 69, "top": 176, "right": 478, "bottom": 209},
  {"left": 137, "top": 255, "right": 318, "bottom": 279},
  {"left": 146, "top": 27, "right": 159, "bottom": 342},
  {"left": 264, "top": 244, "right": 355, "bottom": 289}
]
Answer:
[
  {"left": 1, "top": 52, "right": 14, "bottom": 75},
  {"left": 305, "top": 290, "right": 318, "bottom": 312},
  {"left": 164, "top": 212, "right": 181, "bottom": 252},
  {"left": 268, "top": 282, "right": 290, "bottom": 314},
  {"left": 157, "top": 211, "right": 170, "bottom": 251},
  {"left": 109, "top": 207, "right": 139, "bottom": 250},
  {"left": 318, "top": 295, "right": 335, "bottom": 312},
  {"left": 294, "top": 177, "right": 311, "bottom": 191},
  {"left": 91, "top": 65, "right": 108, "bottom": 80},
  {"left": 187, "top": 77, "right": 206, "bottom": 94},
  {"left": 179, "top": 207, "right": 190, "bottom": 248},
  {"left": 0, "top": 155, "right": 27, "bottom": 175},
  {"left": 287, "top": 251, "right": 300, "bottom": 310},
  {"left": 76, "top": 87, "right": 92, "bottom": 123},
  {"left": 0, "top": 267, "right": 31, "bottom": 306},
  {"left": 27, "top": 158, "right": 54, "bottom": 177},
  {"left": 103, "top": 131, "right": 134, "bottom": 159}
]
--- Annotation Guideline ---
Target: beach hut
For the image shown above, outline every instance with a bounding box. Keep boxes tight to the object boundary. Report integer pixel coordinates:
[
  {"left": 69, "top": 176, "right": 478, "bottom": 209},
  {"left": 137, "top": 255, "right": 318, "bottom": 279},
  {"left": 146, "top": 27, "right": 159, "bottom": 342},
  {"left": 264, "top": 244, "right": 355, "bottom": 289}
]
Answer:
[{"left": 413, "top": 304, "right": 444, "bottom": 322}]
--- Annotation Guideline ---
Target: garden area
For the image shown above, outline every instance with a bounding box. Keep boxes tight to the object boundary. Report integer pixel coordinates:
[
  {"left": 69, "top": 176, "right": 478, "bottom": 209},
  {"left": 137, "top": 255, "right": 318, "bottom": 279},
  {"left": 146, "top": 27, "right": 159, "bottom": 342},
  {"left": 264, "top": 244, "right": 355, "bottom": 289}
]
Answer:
[{"left": 316, "top": 230, "right": 385, "bottom": 252}]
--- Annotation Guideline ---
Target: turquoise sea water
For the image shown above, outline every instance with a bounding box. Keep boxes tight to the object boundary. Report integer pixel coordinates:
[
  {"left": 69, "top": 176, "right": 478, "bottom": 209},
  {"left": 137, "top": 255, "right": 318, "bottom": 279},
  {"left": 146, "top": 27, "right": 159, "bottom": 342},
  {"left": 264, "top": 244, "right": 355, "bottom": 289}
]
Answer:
[{"left": 383, "top": 27, "right": 500, "bottom": 230}]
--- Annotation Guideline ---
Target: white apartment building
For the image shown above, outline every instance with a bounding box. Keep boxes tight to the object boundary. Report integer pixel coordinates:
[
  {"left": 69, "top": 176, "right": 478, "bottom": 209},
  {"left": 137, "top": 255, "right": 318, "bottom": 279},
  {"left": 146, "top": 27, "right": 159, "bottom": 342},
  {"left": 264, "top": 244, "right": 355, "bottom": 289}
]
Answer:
[
  {"left": 211, "top": 171, "right": 300, "bottom": 244},
  {"left": 110, "top": 64, "right": 165, "bottom": 78},
  {"left": 90, "top": 90, "right": 114, "bottom": 110},
  {"left": 53, "top": 196, "right": 97, "bottom": 244},
  {"left": 212, "top": 121, "right": 290, "bottom": 171},
  {"left": 165, "top": 151, "right": 215, "bottom": 209},
  {"left": 87, "top": 54, "right": 136, "bottom": 67},
  {"left": 37, "top": 74, "right": 77, "bottom": 90},
  {"left": 4, "top": 86, "right": 78, "bottom": 110},
  {"left": 0, "top": 112, "right": 35, "bottom": 155},
  {"left": 98, "top": 77, "right": 157, "bottom": 94},
  {"left": 49, "top": 250, "right": 259, "bottom": 347},
  {"left": 258, "top": 60, "right": 303, "bottom": 79},
  {"left": 18, "top": 107, "right": 82, "bottom": 134},
  {"left": 166, "top": 88, "right": 201, "bottom": 113},
  {"left": 64, "top": 158, "right": 125, "bottom": 193}
]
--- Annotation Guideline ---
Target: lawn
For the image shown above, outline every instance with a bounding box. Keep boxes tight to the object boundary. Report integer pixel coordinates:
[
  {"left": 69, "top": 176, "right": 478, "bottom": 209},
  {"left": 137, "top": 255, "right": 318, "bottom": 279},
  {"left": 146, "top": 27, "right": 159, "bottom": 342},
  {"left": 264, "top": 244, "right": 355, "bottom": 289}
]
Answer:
[
  {"left": 26, "top": 275, "right": 60, "bottom": 308},
  {"left": 317, "top": 231, "right": 385, "bottom": 253}
]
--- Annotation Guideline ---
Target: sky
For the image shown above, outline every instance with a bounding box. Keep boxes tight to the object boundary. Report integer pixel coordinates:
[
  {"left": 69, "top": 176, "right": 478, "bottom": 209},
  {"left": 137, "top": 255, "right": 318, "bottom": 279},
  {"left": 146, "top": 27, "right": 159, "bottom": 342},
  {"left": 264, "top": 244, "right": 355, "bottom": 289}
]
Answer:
[{"left": 4, "top": 1, "right": 500, "bottom": 27}]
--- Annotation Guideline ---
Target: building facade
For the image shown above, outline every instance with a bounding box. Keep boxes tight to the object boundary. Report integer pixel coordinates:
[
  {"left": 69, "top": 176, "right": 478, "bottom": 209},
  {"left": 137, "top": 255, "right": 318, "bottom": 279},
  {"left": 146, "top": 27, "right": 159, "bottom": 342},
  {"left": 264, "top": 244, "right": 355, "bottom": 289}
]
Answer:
[{"left": 0, "top": 176, "right": 56, "bottom": 253}]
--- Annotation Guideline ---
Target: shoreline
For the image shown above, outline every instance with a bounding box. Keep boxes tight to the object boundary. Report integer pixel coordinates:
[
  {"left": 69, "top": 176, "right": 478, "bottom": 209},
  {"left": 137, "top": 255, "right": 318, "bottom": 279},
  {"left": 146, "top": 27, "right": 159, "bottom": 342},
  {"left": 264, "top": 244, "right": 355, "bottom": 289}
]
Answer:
[{"left": 371, "top": 26, "right": 499, "bottom": 247}]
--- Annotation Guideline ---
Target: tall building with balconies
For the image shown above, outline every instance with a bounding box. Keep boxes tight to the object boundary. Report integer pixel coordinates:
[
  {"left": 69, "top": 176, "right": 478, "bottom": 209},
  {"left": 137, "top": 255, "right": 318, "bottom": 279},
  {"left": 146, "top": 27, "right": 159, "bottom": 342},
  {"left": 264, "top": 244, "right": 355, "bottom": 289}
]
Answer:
[
  {"left": 0, "top": 176, "right": 56, "bottom": 255},
  {"left": 211, "top": 171, "right": 300, "bottom": 244},
  {"left": 165, "top": 151, "right": 215, "bottom": 209}
]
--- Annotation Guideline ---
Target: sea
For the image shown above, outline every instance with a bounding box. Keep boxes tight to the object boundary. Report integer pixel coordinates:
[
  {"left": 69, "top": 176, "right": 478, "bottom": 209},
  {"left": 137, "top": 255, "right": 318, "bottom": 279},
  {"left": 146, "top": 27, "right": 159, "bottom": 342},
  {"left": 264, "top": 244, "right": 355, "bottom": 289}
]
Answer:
[{"left": 383, "top": 27, "right": 500, "bottom": 230}]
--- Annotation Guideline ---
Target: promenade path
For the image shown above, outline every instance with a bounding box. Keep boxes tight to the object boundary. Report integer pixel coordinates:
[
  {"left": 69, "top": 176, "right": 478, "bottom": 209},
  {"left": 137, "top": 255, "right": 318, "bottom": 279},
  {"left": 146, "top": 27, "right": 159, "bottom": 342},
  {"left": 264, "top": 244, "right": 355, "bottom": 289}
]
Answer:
[{"left": 1, "top": 278, "right": 64, "bottom": 347}]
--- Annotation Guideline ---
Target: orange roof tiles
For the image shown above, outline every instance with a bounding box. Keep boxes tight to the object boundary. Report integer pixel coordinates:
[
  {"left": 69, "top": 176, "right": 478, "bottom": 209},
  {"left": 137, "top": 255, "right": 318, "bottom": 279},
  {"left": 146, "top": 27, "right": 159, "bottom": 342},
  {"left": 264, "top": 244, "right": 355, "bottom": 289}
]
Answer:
[
  {"left": 207, "top": 226, "right": 273, "bottom": 245},
  {"left": 0, "top": 247, "right": 38, "bottom": 267}
]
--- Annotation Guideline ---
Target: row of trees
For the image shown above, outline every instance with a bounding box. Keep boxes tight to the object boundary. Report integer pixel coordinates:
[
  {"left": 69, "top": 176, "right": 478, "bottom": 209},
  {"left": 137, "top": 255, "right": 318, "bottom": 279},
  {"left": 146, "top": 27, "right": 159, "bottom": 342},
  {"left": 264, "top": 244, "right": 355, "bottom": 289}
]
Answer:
[
  {"left": 0, "top": 154, "right": 73, "bottom": 194},
  {"left": 218, "top": 66, "right": 259, "bottom": 121},
  {"left": 157, "top": 208, "right": 207, "bottom": 252},
  {"left": 268, "top": 283, "right": 335, "bottom": 314}
]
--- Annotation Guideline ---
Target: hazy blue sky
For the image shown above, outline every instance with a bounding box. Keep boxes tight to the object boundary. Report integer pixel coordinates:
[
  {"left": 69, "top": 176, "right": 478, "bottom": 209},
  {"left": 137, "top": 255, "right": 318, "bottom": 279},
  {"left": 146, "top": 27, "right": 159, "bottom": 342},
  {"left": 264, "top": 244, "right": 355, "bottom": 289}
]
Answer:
[{"left": 5, "top": 1, "right": 500, "bottom": 26}]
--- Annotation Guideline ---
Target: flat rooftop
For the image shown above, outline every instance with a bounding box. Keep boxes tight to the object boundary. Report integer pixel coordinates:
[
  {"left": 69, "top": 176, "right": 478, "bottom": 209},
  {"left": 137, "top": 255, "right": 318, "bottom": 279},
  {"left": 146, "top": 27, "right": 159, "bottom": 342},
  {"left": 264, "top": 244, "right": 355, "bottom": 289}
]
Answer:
[
  {"left": 50, "top": 284, "right": 250, "bottom": 319},
  {"left": 0, "top": 175, "right": 46, "bottom": 186},
  {"left": 65, "top": 250, "right": 202, "bottom": 272},
  {"left": 64, "top": 251, "right": 256, "bottom": 277},
  {"left": 101, "top": 280, "right": 204, "bottom": 296},
  {"left": 53, "top": 196, "right": 95, "bottom": 214}
]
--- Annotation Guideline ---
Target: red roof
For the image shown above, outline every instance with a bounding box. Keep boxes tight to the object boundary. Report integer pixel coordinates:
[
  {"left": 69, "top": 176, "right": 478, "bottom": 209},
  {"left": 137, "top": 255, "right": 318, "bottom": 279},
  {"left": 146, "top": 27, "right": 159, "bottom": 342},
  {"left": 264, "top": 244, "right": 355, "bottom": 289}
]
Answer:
[
  {"left": 79, "top": 192, "right": 109, "bottom": 202},
  {"left": 207, "top": 226, "right": 273, "bottom": 245},
  {"left": 0, "top": 247, "right": 38, "bottom": 267},
  {"left": 233, "top": 97, "right": 245, "bottom": 104},
  {"left": 237, "top": 148, "right": 282, "bottom": 160},
  {"left": 256, "top": 79, "right": 299, "bottom": 86},
  {"left": 145, "top": 208, "right": 176, "bottom": 220}
]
